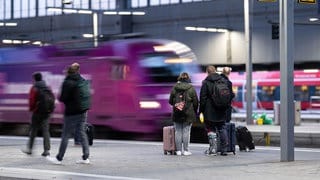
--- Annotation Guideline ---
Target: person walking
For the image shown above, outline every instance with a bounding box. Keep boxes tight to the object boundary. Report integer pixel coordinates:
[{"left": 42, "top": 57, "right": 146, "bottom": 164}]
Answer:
[
  {"left": 22, "top": 72, "right": 54, "bottom": 157},
  {"left": 46, "top": 63, "right": 91, "bottom": 165},
  {"left": 200, "top": 65, "right": 228, "bottom": 156},
  {"left": 169, "top": 72, "right": 198, "bottom": 156},
  {"left": 220, "top": 67, "right": 235, "bottom": 123}
]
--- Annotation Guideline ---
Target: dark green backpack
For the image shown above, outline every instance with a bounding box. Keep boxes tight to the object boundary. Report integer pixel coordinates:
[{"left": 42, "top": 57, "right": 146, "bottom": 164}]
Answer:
[{"left": 78, "top": 79, "right": 91, "bottom": 111}]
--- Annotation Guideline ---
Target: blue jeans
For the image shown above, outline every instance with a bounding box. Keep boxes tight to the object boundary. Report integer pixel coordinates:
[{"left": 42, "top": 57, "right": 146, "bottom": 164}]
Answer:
[
  {"left": 56, "top": 113, "right": 89, "bottom": 161},
  {"left": 174, "top": 122, "right": 192, "bottom": 152}
]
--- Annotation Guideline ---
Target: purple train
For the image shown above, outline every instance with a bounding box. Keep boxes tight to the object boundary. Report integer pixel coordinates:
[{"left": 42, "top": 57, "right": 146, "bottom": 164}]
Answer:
[{"left": 0, "top": 38, "right": 201, "bottom": 135}]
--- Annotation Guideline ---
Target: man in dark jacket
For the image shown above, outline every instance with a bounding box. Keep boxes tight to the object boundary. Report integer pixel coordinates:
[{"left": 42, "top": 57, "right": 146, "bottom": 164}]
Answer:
[
  {"left": 22, "top": 72, "right": 51, "bottom": 157},
  {"left": 199, "top": 65, "right": 228, "bottom": 156},
  {"left": 220, "top": 67, "right": 235, "bottom": 123},
  {"left": 47, "top": 63, "right": 90, "bottom": 165}
]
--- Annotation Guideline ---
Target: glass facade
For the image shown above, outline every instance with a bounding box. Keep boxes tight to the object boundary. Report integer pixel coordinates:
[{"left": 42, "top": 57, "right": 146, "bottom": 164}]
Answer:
[{"left": 0, "top": 0, "right": 211, "bottom": 20}]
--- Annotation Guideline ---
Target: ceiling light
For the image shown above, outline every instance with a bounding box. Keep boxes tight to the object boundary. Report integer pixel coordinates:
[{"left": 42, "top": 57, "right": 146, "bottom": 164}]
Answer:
[
  {"left": 309, "top": 18, "right": 319, "bottom": 22},
  {"left": 103, "top": 11, "right": 117, "bottom": 15},
  {"left": 78, "top": 10, "right": 92, "bottom": 14},
  {"left": 185, "top": 26, "right": 229, "bottom": 33},
  {"left": 118, "top": 11, "right": 131, "bottom": 15},
  {"left": 0, "top": 22, "right": 18, "bottom": 27},
  {"left": 83, "top": 34, "right": 94, "bottom": 38}
]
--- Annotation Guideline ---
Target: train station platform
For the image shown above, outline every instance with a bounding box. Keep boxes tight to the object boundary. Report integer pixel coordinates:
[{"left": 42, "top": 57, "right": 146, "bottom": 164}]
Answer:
[
  {"left": 236, "top": 122, "right": 320, "bottom": 148},
  {"left": 1, "top": 134, "right": 320, "bottom": 180}
]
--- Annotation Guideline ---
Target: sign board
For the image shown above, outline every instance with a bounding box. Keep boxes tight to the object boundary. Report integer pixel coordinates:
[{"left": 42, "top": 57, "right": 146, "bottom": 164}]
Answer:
[{"left": 297, "top": 0, "right": 316, "bottom": 4}]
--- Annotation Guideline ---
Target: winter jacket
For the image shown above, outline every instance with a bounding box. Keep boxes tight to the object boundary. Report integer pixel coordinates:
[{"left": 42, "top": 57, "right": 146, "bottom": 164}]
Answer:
[
  {"left": 29, "top": 80, "right": 48, "bottom": 113},
  {"left": 59, "top": 73, "right": 86, "bottom": 116},
  {"left": 199, "top": 73, "right": 227, "bottom": 123},
  {"left": 169, "top": 80, "right": 199, "bottom": 123}
]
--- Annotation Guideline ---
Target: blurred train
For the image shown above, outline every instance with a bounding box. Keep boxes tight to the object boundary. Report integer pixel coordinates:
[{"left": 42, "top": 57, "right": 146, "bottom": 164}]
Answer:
[
  {"left": 229, "top": 70, "right": 320, "bottom": 111},
  {"left": 0, "top": 38, "right": 201, "bottom": 135}
]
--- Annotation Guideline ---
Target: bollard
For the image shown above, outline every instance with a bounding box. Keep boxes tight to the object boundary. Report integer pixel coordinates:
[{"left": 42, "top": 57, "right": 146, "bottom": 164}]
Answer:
[{"left": 264, "top": 132, "right": 270, "bottom": 146}]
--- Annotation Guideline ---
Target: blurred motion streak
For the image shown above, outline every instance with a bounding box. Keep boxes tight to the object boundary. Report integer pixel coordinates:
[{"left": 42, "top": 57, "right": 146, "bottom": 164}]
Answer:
[{"left": 0, "top": 38, "right": 201, "bottom": 136}]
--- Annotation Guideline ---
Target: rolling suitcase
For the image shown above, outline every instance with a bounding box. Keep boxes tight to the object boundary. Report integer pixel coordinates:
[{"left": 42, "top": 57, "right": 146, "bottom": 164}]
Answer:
[
  {"left": 217, "top": 122, "right": 236, "bottom": 155},
  {"left": 236, "top": 125, "right": 255, "bottom": 151},
  {"left": 163, "top": 126, "right": 176, "bottom": 155}
]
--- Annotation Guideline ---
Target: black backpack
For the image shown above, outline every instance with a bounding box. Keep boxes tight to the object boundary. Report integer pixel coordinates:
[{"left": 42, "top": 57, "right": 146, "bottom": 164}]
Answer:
[
  {"left": 210, "top": 78, "right": 231, "bottom": 109},
  {"left": 37, "top": 87, "right": 55, "bottom": 114},
  {"left": 173, "top": 89, "right": 188, "bottom": 121}
]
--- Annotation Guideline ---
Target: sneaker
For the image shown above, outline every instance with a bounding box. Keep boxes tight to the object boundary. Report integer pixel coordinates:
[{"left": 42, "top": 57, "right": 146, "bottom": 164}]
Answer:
[
  {"left": 76, "top": 159, "right": 90, "bottom": 164},
  {"left": 175, "top": 151, "right": 182, "bottom": 156},
  {"left": 21, "top": 149, "right": 32, "bottom": 155},
  {"left": 41, "top": 151, "right": 50, "bottom": 157},
  {"left": 220, "top": 152, "right": 228, "bottom": 156},
  {"left": 46, "top": 156, "right": 62, "bottom": 165},
  {"left": 204, "top": 149, "right": 217, "bottom": 156},
  {"left": 183, "top": 151, "right": 192, "bottom": 156}
]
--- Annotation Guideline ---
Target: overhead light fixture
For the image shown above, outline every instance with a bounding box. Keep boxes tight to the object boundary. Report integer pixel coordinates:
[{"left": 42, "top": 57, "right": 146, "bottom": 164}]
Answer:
[
  {"left": 63, "top": 9, "right": 77, "bottom": 13},
  {"left": 103, "top": 11, "right": 117, "bottom": 15},
  {"left": 62, "top": 0, "right": 73, "bottom": 5},
  {"left": 83, "top": 34, "right": 94, "bottom": 38},
  {"left": 132, "top": 12, "right": 145, "bottom": 15},
  {"left": 118, "top": 11, "right": 131, "bottom": 15},
  {"left": 47, "top": 8, "right": 62, "bottom": 12},
  {"left": 185, "top": 26, "right": 229, "bottom": 33},
  {"left": 309, "top": 18, "right": 319, "bottom": 22},
  {"left": 2, "top": 39, "right": 42, "bottom": 45},
  {"left": 0, "top": 22, "right": 18, "bottom": 27},
  {"left": 78, "top": 10, "right": 92, "bottom": 14},
  {"left": 103, "top": 11, "right": 145, "bottom": 16}
]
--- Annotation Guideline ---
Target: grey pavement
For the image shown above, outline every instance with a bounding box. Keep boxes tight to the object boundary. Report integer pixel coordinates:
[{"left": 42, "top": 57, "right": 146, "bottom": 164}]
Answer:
[{"left": 0, "top": 136, "right": 320, "bottom": 180}]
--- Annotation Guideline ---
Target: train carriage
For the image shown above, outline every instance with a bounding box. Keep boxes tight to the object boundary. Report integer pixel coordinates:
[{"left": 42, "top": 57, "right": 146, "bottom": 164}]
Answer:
[{"left": 0, "top": 38, "right": 201, "bottom": 135}]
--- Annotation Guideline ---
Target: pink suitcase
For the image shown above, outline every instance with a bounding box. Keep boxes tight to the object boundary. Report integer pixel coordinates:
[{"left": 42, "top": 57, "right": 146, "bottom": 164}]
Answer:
[{"left": 163, "top": 126, "right": 176, "bottom": 155}]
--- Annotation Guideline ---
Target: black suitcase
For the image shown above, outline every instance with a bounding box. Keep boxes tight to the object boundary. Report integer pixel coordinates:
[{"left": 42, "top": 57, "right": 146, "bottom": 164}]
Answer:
[
  {"left": 86, "top": 123, "right": 94, "bottom": 146},
  {"left": 236, "top": 126, "right": 255, "bottom": 151},
  {"left": 217, "top": 122, "right": 236, "bottom": 155}
]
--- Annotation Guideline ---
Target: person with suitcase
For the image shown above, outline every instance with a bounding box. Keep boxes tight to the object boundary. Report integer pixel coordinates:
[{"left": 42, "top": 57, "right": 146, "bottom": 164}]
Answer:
[
  {"left": 220, "top": 67, "right": 235, "bottom": 123},
  {"left": 200, "top": 65, "right": 232, "bottom": 156},
  {"left": 168, "top": 72, "right": 198, "bottom": 156}
]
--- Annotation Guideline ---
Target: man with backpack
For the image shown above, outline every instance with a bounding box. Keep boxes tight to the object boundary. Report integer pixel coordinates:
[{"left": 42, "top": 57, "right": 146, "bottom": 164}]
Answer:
[
  {"left": 22, "top": 72, "right": 54, "bottom": 157},
  {"left": 169, "top": 72, "right": 198, "bottom": 156},
  {"left": 46, "top": 63, "right": 91, "bottom": 165},
  {"left": 199, "top": 65, "right": 231, "bottom": 156}
]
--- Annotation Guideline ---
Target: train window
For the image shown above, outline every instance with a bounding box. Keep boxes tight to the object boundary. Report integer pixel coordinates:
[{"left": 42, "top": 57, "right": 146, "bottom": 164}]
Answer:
[
  {"left": 232, "top": 86, "right": 242, "bottom": 101},
  {"left": 111, "top": 64, "right": 130, "bottom": 80},
  {"left": 314, "top": 86, "right": 320, "bottom": 96},
  {"left": 257, "top": 86, "right": 277, "bottom": 101},
  {"left": 294, "top": 86, "right": 309, "bottom": 101},
  {"left": 139, "top": 52, "right": 197, "bottom": 83}
]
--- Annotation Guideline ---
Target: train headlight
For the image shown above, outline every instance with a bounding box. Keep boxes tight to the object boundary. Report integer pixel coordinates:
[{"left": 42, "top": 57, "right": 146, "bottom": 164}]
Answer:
[{"left": 139, "top": 101, "right": 161, "bottom": 109}]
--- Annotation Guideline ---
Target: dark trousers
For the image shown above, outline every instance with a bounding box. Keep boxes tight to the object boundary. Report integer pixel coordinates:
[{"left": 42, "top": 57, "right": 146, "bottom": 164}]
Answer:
[
  {"left": 225, "top": 106, "right": 232, "bottom": 123},
  {"left": 56, "top": 112, "right": 89, "bottom": 161},
  {"left": 27, "top": 113, "right": 51, "bottom": 151},
  {"left": 205, "top": 121, "right": 228, "bottom": 148}
]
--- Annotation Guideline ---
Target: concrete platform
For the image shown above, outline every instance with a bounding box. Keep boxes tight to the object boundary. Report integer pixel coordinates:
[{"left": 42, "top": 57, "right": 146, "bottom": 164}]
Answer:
[
  {"left": 235, "top": 122, "right": 320, "bottom": 147},
  {"left": 1, "top": 136, "right": 320, "bottom": 180}
]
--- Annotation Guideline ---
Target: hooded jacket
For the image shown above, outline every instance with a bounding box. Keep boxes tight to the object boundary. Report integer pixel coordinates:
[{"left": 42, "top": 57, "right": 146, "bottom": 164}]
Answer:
[
  {"left": 169, "top": 80, "right": 199, "bottom": 123},
  {"left": 29, "top": 80, "right": 48, "bottom": 113},
  {"left": 59, "top": 73, "right": 86, "bottom": 115},
  {"left": 199, "top": 73, "right": 227, "bottom": 123}
]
